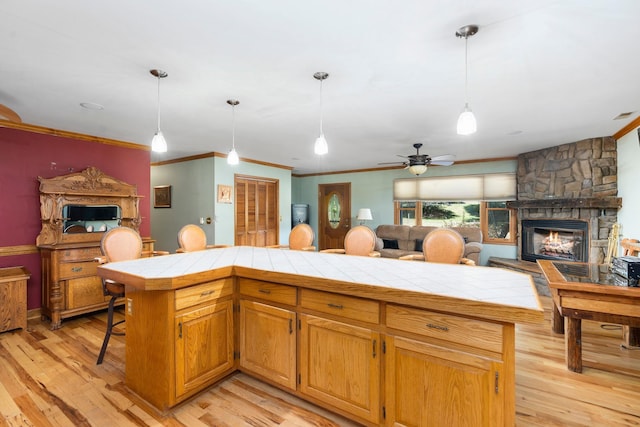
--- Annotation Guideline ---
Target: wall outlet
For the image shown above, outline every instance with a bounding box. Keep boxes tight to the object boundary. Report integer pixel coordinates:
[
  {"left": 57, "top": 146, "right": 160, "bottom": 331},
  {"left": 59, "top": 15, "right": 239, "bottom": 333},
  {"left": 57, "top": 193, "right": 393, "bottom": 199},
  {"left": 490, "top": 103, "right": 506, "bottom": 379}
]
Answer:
[{"left": 127, "top": 298, "right": 133, "bottom": 315}]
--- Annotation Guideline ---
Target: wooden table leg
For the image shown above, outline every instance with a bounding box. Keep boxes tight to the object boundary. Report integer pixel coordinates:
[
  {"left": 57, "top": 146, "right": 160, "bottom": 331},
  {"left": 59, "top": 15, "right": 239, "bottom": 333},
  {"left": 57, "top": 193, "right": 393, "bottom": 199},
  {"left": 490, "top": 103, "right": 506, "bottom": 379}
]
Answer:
[
  {"left": 622, "top": 326, "right": 640, "bottom": 349},
  {"left": 565, "top": 316, "right": 582, "bottom": 373},
  {"left": 551, "top": 298, "right": 564, "bottom": 334}
]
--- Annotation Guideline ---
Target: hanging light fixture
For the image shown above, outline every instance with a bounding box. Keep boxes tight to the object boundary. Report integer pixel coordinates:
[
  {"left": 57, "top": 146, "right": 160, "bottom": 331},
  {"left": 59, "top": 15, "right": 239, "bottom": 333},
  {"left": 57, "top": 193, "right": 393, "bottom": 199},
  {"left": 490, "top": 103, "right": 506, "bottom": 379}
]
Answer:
[
  {"left": 313, "top": 72, "right": 329, "bottom": 155},
  {"left": 226, "top": 99, "right": 240, "bottom": 165},
  {"left": 150, "top": 69, "right": 168, "bottom": 152},
  {"left": 455, "top": 25, "right": 478, "bottom": 136},
  {"left": 408, "top": 163, "right": 428, "bottom": 176}
]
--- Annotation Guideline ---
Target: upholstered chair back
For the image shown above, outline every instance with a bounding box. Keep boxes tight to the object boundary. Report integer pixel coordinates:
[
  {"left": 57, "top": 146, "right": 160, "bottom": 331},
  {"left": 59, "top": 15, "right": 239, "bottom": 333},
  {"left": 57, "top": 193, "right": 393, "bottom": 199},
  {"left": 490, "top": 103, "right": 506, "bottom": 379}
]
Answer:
[{"left": 423, "top": 228, "right": 465, "bottom": 264}]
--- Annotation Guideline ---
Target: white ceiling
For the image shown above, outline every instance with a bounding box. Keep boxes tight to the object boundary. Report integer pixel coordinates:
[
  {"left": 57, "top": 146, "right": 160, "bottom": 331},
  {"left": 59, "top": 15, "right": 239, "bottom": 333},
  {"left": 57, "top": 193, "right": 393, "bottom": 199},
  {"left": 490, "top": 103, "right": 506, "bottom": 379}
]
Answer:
[{"left": 1, "top": 1, "right": 638, "bottom": 174}]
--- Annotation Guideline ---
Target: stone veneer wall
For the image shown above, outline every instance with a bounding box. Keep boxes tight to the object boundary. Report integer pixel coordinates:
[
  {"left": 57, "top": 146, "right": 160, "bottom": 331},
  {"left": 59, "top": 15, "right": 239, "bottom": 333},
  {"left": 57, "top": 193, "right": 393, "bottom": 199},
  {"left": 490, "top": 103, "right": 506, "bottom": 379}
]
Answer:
[{"left": 516, "top": 137, "right": 618, "bottom": 265}]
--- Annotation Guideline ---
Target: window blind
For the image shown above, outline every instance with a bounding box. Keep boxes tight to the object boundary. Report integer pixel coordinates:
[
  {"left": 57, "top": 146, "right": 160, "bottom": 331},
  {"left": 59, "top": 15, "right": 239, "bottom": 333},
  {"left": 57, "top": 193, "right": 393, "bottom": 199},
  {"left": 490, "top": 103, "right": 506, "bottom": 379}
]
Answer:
[{"left": 393, "top": 173, "right": 516, "bottom": 201}]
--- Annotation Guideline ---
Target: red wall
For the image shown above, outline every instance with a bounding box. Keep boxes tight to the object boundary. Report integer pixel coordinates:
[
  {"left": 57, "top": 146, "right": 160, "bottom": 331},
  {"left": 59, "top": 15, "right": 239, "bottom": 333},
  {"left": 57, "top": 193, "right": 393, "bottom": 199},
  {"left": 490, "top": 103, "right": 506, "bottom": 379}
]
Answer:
[{"left": 0, "top": 126, "right": 151, "bottom": 310}]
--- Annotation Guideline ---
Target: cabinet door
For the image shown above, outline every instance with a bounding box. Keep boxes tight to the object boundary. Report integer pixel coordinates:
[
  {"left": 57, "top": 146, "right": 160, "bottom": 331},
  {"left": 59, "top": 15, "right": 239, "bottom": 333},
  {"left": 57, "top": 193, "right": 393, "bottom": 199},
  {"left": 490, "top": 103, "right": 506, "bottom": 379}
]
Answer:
[
  {"left": 299, "top": 313, "right": 380, "bottom": 424},
  {"left": 175, "top": 299, "right": 234, "bottom": 398},
  {"left": 66, "top": 276, "right": 107, "bottom": 309},
  {"left": 240, "top": 300, "right": 296, "bottom": 389},
  {"left": 385, "top": 335, "right": 504, "bottom": 427}
]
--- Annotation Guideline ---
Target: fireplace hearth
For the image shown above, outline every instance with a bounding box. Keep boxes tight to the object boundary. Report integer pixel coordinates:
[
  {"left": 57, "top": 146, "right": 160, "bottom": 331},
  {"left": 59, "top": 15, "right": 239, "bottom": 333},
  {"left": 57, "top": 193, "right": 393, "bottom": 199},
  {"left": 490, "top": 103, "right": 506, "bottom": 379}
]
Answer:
[{"left": 521, "top": 219, "right": 589, "bottom": 263}]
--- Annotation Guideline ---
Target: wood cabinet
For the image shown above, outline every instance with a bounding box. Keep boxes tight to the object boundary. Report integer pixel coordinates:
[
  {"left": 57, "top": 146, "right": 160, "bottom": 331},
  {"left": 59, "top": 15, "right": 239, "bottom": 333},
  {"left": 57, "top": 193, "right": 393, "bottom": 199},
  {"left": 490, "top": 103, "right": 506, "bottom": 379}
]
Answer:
[
  {"left": 125, "top": 277, "right": 235, "bottom": 410},
  {"left": 0, "top": 267, "right": 30, "bottom": 333},
  {"left": 299, "top": 289, "right": 381, "bottom": 425},
  {"left": 39, "top": 239, "right": 155, "bottom": 329},
  {"left": 36, "top": 167, "right": 152, "bottom": 329},
  {"left": 239, "top": 278, "right": 297, "bottom": 390},
  {"left": 240, "top": 301, "right": 296, "bottom": 389},
  {"left": 175, "top": 299, "right": 234, "bottom": 398},
  {"left": 97, "top": 248, "right": 537, "bottom": 424},
  {"left": 384, "top": 304, "right": 511, "bottom": 427}
]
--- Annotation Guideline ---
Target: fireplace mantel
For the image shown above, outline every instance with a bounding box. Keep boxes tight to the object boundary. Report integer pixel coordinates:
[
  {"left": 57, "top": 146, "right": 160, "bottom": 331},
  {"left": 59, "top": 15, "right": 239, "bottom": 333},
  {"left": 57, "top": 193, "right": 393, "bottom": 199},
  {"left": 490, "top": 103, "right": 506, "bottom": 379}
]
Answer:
[{"left": 507, "top": 197, "right": 621, "bottom": 210}]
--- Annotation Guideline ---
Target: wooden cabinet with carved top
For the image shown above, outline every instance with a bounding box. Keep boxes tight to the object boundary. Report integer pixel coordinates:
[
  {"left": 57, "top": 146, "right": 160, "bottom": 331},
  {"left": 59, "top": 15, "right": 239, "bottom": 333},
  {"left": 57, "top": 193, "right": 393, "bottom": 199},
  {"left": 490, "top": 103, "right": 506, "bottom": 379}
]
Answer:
[{"left": 40, "top": 239, "right": 155, "bottom": 329}]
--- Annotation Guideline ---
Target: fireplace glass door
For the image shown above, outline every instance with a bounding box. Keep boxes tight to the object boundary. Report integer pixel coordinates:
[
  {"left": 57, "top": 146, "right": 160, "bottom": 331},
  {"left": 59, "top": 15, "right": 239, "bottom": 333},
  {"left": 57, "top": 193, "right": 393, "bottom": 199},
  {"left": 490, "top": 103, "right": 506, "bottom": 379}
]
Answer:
[{"left": 521, "top": 219, "right": 589, "bottom": 262}]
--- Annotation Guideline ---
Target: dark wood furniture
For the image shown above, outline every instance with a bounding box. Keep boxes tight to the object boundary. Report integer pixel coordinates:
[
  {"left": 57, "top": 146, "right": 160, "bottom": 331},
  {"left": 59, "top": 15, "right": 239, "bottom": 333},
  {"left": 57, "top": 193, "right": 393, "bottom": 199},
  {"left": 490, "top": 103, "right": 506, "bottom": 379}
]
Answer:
[{"left": 538, "top": 259, "right": 640, "bottom": 372}]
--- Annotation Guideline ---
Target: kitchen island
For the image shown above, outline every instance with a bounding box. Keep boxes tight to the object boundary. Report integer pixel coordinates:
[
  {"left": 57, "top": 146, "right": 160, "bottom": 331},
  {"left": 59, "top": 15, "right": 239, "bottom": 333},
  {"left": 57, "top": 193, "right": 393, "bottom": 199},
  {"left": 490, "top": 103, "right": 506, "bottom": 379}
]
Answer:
[{"left": 98, "top": 246, "right": 543, "bottom": 426}]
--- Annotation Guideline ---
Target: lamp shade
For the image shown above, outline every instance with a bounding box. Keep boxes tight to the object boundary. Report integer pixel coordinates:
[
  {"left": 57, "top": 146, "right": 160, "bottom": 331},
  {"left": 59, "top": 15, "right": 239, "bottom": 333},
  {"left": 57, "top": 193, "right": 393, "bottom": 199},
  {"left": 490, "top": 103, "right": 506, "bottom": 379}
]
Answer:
[
  {"left": 227, "top": 147, "right": 239, "bottom": 165},
  {"left": 408, "top": 164, "right": 428, "bottom": 176},
  {"left": 314, "top": 133, "right": 328, "bottom": 155},
  {"left": 356, "top": 208, "right": 373, "bottom": 221},
  {"left": 457, "top": 104, "right": 477, "bottom": 135},
  {"left": 151, "top": 131, "right": 168, "bottom": 153}
]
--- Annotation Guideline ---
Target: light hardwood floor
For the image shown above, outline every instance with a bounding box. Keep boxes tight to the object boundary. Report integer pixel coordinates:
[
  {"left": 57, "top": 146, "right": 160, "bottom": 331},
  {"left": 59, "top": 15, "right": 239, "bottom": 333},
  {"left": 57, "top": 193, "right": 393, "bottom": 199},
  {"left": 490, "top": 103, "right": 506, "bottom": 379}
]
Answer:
[{"left": 0, "top": 296, "right": 638, "bottom": 427}]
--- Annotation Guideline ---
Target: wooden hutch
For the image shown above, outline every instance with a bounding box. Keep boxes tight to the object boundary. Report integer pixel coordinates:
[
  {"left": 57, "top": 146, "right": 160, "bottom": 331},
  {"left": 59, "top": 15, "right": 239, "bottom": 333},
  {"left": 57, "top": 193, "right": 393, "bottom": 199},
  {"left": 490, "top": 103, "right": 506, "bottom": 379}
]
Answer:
[{"left": 36, "top": 167, "right": 153, "bottom": 329}]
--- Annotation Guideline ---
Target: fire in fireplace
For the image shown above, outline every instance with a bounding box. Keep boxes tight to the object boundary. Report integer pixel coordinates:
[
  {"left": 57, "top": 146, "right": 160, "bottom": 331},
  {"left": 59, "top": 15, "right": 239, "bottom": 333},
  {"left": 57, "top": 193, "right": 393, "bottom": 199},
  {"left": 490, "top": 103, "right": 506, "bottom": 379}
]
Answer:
[{"left": 521, "top": 219, "right": 589, "bottom": 263}]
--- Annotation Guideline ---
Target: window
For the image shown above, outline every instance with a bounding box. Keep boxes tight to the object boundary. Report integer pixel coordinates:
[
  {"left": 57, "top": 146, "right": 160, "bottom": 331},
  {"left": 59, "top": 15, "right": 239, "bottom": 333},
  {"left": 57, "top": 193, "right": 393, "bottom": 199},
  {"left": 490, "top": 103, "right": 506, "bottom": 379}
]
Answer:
[
  {"left": 394, "top": 201, "right": 516, "bottom": 244},
  {"left": 481, "top": 201, "right": 517, "bottom": 244},
  {"left": 392, "top": 173, "right": 517, "bottom": 244}
]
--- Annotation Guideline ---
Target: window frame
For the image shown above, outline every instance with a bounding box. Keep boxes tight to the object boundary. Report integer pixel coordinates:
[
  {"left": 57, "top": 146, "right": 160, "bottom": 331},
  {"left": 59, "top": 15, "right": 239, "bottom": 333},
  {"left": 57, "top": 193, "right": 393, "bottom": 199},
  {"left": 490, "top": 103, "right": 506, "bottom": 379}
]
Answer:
[{"left": 394, "top": 201, "right": 517, "bottom": 244}]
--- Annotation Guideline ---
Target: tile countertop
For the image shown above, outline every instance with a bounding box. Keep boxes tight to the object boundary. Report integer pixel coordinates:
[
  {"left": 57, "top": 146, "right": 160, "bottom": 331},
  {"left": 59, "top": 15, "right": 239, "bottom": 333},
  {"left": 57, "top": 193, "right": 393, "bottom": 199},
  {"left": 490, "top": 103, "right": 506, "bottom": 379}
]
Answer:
[{"left": 98, "top": 246, "right": 544, "bottom": 325}]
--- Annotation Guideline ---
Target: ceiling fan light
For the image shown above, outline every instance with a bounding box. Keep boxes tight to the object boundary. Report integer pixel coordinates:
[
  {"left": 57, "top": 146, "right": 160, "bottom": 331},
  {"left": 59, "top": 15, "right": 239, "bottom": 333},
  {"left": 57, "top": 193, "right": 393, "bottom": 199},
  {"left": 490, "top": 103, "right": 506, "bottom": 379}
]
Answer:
[
  {"left": 408, "top": 164, "right": 428, "bottom": 176},
  {"left": 151, "top": 131, "right": 168, "bottom": 153},
  {"left": 457, "top": 104, "right": 477, "bottom": 135},
  {"left": 314, "top": 133, "right": 328, "bottom": 155},
  {"left": 227, "top": 147, "right": 239, "bottom": 165}
]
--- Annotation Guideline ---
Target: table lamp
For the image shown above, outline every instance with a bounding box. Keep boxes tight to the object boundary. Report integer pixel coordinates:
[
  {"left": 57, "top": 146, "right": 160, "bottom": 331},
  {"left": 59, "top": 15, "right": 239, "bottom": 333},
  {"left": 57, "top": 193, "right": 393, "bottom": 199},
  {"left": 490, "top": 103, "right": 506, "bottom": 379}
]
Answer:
[{"left": 356, "top": 208, "right": 373, "bottom": 225}]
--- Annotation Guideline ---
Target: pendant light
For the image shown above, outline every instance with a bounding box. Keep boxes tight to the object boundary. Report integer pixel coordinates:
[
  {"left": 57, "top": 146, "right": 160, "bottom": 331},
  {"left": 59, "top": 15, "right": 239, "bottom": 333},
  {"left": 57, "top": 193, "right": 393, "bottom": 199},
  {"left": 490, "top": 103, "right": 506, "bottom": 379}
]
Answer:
[
  {"left": 150, "top": 69, "right": 168, "bottom": 152},
  {"left": 226, "top": 99, "right": 240, "bottom": 165},
  {"left": 455, "top": 25, "right": 478, "bottom": 136},
  {"left": 313, "top": 72, "right": 329, "bottom": 155}
]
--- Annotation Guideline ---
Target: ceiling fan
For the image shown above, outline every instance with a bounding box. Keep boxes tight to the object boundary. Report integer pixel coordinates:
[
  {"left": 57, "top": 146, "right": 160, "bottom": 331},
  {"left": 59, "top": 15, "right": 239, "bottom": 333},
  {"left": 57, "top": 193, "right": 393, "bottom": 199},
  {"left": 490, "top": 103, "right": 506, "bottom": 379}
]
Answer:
[{"left": 379, "top": 143, "right": 455, "bottom": 175}]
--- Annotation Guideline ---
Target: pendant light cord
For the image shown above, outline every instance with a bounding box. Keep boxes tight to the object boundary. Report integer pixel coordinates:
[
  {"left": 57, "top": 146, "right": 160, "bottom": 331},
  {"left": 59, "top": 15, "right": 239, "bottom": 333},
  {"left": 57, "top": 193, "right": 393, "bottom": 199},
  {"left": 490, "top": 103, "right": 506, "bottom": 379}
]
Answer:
[
  {"left": 156, "top": 76, "right": 162, "bottom": 131},
  {"left": 318, "top": 78, "right": 324, "bottom": 134},
  {"left": 232, "top": 103, "right": 236, "bottom": 149},
  {"left": 464, "top": 35, "right": 469, "bottom": 105}
]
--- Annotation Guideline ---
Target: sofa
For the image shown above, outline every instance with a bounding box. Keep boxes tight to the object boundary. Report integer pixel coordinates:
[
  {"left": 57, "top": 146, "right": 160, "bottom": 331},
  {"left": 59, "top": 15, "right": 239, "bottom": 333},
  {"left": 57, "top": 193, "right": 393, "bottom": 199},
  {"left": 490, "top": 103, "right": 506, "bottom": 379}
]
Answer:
[{"left": 374, "top": 224, "right": 483, "bottom": 264}]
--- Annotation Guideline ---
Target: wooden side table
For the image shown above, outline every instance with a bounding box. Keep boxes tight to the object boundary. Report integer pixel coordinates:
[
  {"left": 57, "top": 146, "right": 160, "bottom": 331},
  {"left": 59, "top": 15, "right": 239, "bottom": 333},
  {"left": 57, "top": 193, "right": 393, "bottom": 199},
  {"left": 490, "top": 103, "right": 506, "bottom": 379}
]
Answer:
[{"left": 0, "top": 266, "right": 30, "bottom": 332}]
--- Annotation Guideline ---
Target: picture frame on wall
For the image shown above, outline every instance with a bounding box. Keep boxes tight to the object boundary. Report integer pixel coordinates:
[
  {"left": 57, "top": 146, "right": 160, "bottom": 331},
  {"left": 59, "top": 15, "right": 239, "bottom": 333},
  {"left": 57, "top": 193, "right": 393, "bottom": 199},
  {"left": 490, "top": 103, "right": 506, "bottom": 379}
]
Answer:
[
  {"left": 217, "top": 184, "right": 232, "bottom": 204},
  {"left": 154, "top": 185, "right": 171, "bottom": 208}
]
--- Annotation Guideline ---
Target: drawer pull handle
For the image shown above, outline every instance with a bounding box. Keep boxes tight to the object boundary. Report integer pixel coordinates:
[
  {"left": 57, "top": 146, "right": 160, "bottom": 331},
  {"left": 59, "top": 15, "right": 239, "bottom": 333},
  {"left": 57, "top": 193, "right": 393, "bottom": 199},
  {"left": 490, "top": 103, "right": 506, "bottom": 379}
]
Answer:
[
  {"left": 426, "top": 323, "right": 449, "bottom": 332},
  {"left": 259, "top": 289, "right": 272, "bottom": 294},
  {"left": 328, "top": 303, "right": 343, "bottom": 309},
  {"left": 289, "top": 318, "right": 293, "bottom": 334},
  {"left": 200, "top": 290, "right": 215, "bottom": 296},
  {"left": 71, "top": 267, "right": 83, "bottom": 273}
]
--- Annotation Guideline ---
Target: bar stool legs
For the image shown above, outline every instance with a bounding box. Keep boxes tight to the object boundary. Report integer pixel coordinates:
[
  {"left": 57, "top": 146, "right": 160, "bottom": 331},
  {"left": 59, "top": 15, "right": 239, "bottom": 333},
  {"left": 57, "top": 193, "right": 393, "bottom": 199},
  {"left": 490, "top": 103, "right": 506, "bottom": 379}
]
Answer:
[{"left": 96, "top": 288, "right": 125, "bottom": 365}]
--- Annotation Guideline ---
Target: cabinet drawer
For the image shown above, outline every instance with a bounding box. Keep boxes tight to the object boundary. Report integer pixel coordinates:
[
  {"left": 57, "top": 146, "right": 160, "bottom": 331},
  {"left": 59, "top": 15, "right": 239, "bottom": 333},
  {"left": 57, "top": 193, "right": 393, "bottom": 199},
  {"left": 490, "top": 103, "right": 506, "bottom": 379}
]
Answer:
[
  {"left": 239, "top": 278, "right": 296, "bottom": 306},
  {"left": 386, "top": 304, "right": 503, "bottom": 354},
  {"left": 175, "top": 278, "right": 234, "bottom": 311},
  {"left": 59, "top": 261, "right": 98, "bottom": 279},
  {"left": 66, "top": 276, "right": 106, "bottom": 309},
  {"left": 58, "top": 247, "right": 102, "bottom": 262},
  {"left": 300, "top": 289, "right": 379, "bottom": 324}
]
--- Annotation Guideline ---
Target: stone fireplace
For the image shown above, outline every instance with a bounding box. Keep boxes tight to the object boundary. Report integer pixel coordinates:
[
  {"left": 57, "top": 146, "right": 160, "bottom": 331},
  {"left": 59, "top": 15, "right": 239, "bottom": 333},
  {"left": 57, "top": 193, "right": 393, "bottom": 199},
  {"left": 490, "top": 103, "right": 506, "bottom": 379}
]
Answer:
[
  {"left": 509, "top": 137, "right": 621, "bottom": 265},
  {"left": 494, "top": 137, "right": 622, "bottom": 295}
]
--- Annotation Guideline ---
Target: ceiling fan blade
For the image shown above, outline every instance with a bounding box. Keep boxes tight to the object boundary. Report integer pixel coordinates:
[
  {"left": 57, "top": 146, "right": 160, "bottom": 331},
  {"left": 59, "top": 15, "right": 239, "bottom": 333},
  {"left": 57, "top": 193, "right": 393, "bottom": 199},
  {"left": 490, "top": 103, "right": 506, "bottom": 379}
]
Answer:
[
  {"left": 430, "top": 160, "right": 454, "bottom": 166},
  {"left": 378, "top": 161, "right": 406, "bottom": 165},
  {"left": 429, "top": 154, "right": 455, "bottom": 166}
]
